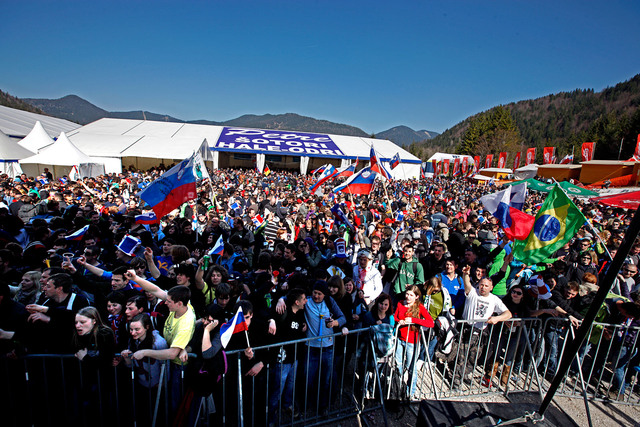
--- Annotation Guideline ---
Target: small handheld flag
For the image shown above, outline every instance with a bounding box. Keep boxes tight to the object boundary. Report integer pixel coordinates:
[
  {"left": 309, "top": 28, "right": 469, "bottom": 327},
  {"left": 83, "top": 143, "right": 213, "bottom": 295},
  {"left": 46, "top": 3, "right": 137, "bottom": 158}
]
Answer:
[
  {"left": 65, "top": 225, "right": 90, "bottom": 241},
  {"left": 220, "top": 306, "right": 249, "bottom": 348},
  {"left": 390, "top": 153, "right": 401, "bottom": 169},
  {"left": 208, "top": 235, "right": 225, "bottom": 256},
  {"left": 135, "top": 212, "right": 159, "bottom": 225}
]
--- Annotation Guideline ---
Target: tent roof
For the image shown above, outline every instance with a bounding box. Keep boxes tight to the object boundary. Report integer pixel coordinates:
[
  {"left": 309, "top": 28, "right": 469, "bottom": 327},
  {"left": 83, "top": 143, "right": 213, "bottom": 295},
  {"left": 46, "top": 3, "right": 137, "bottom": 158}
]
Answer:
[
  {"left": 538, "top": 164, "right": 582, "bottom": 169},
  {"left": 479, "top": 167, "right": 513, "bottom": 173},
  {"left": 0, "top": 105, "right": 80, "bottom": 138},
  {"left": 0, "top": 129, "right": 33, "bottom": 161},
  {"left": 515, "top": 164, "right": 538, "bottom": 172},
  {"left": 426, "top": 152, "right": 475, "bottom": 162},
  {"left": 20, "top": 132, "right": 93, "bottom": 165},
  {"left": 67, "top": 118, "right": 422, "bottom": 163},
  {"left": 18, "top": 120, "right": 55, "bottom": 153},
  {"left": 580, "top": 160, "right": 639, "bottom": 165}
]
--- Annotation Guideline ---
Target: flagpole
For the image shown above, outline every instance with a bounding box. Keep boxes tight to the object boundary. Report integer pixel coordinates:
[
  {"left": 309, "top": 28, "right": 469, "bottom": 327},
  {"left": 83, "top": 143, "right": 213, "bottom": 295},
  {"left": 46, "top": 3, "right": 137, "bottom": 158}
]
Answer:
[
  {"left": 244, "top": 329, "right": 251, "bottom": 348},
  {"left": 618, "top": 138, "right": 624, "bottom": 160}
]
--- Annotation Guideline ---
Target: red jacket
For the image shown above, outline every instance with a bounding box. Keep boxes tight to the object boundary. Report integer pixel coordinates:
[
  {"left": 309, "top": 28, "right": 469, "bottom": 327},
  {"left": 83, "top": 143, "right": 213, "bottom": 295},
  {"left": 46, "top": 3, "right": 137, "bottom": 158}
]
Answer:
[{"left": 394, "top": 302, "right": 434, "bottom": 344}]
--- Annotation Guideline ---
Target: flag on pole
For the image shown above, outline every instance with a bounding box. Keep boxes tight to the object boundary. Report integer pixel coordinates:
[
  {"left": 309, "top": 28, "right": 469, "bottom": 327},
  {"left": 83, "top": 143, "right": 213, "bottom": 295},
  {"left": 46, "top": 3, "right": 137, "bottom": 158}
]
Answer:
[
  {"left": 559, "top": 154, "right": 574, "bottom": 165},
  {"left": 485, "top": 154, "right": 493, "bottom": 169},
  {"left": 208, "top": 235, "right": 225, "bottom": 256},
  {"left": 332, "top": 167, "right": 376, "bottom": 195},
  {"left": 581, "top": 142, "right": 595, "bottom": 162},
  {"left": 543, "top": 147, "right": 556, "bottom": 164},
  {"left": 220, "top": 306, "right": 248, "bottom": 348},
  {"left": 335, "top": 163, "right": 356, "bottom": 177},
  {"left": 513, "top": 152, "right": 522, "bottom": 170},
  {"left": 369, "top": 147, "right": 392, "bottom": 179},
  {"left": 498, "top": 152, "right": 507, "bottom": 169},
  {"left": 390, "top": 153, "right": 401, "bottom": 169},
  {"left": 513, "top": 185, "right": 587, "bottom": 264},
  {"left": 69, "top": 165, "right": 80, "bottom": 181},
  {"left": 525, "top": 148, "right": 536, "bottom": 165},
  {"left": 252, "top": 215, "right": 267, "bottom": 232},
  {"left": 139, "top": 154, "right": 200, "bottom": 219},
  {"left": 310, "top": 164, "right": 337, "bottom": 193},
  {"left": 310, "top": 164, "right": 329, "bottom": 175}
]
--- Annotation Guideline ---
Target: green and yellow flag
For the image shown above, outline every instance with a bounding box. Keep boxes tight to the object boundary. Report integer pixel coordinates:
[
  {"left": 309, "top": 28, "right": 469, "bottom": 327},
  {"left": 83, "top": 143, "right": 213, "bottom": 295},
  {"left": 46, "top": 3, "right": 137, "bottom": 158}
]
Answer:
[{"left": 513, "top": 184, "right": 586, "bottom": 265}]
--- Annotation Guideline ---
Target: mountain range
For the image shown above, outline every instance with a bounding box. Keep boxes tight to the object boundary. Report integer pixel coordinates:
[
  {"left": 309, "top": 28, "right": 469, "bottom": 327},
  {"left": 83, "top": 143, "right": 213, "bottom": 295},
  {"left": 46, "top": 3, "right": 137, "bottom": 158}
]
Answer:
[{"left": 16, "top": 94, "right": 439, "bottom": 147}]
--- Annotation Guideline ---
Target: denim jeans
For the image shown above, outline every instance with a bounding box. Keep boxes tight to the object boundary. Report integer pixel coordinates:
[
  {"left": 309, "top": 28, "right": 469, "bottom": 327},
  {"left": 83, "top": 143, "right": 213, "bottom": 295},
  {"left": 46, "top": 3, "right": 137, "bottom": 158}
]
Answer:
[
  {"left": 305, "top": 346, "right": 334, "bottom": 410},
  {"left": 541, "top": 327, "right": 561, "bottom": 375},
  {"left": 612, "top": 345, "right": 636, "bottom": 394},
  {"left": 269, "top": 360, "right": 298, "bottom": 421},
  {"left": 395, "top": 339, "right": 418, "bottom": 396}
]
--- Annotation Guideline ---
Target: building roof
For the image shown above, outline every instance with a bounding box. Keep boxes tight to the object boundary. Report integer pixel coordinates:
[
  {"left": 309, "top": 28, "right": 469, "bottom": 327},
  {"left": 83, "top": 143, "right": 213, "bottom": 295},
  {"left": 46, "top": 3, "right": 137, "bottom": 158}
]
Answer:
[{"left": 0, "top": 105, "right": 81, "bottom": 138}]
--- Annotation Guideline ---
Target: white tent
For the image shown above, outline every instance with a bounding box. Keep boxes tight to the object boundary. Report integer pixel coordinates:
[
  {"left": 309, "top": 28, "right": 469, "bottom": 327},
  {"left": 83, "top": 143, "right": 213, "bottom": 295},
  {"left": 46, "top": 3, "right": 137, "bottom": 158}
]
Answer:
[
  {"left": 18, "top": 121, "right": 55, "bottom": 153},
  {"left": 514, "top": 164, "right": 538, "bottom": 180},
  {"left": 67, "top": 118, "right": 423, "bottom": 177},
  {"left": 0, "top": 129, "right": 33, "bottom": 177},
  {"left": 19, "top": 132, "right": 104, "bottom": 178},
  {"left": 424, "top": 152, "right": 476, "bottom": 176}
]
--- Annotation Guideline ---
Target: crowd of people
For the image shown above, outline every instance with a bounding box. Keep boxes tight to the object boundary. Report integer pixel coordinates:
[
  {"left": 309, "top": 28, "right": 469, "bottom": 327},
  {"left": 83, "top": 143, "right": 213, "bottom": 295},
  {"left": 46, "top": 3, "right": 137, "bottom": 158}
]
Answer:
[{"left": 1, "top": 164, "right": 640, "bottom": 425}]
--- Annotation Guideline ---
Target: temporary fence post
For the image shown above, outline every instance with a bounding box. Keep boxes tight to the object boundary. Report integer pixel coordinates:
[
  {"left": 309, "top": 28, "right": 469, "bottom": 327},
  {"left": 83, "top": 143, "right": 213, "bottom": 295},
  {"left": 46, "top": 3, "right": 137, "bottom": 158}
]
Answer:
[{"left": 369, "top": 333, "right": 389, "bottom": 427}]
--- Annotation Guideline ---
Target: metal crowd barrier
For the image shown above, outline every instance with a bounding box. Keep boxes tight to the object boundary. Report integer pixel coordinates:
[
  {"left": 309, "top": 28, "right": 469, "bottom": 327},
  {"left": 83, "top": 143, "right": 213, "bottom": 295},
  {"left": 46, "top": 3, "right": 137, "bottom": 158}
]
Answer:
[
  {"left": 1, "top": 327, "right": 387, "bottom": 427},
  {"left": 379, "top": 316, "right": 640, "bottom": 407},
  {"left": 5, "top": 318, "right": 640, "bottom": 427}
]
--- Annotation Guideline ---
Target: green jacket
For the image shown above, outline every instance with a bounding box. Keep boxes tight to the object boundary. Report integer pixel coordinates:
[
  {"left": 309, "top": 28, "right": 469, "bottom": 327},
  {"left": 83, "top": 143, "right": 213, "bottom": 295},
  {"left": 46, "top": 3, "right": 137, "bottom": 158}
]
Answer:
[{"left": 386, "top": 257, "right": 425, "bottom": 295}]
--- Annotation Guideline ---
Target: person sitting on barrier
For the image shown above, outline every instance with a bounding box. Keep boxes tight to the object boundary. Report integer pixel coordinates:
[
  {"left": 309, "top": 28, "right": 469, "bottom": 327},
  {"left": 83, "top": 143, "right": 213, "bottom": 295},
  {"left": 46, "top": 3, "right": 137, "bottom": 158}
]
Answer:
[
  {"left": 422, "top": 276, "right": 452, "bottom": 361},
  {"left": 394, "top": 285, "right": 434, "bottom": 398},
  {"left": 453, "top": 266, "right": 511, "bottom": 388}
]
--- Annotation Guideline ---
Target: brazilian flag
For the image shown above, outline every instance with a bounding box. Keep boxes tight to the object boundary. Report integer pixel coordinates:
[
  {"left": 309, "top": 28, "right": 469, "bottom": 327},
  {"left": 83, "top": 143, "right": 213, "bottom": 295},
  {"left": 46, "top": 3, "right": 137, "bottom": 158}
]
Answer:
[{"left": 513, "top": 184, "right": 586, "bottom": 265}]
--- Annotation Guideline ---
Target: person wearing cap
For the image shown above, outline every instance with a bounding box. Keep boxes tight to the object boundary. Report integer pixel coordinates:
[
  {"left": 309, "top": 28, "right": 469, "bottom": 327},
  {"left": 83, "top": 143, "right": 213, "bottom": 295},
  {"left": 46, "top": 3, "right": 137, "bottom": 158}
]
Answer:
[
  {"left": 353, "top": 250, "right": 383, "bottom": 306},
  {"left": 327, "top": 237, "right": 352, "bottom": 278}
]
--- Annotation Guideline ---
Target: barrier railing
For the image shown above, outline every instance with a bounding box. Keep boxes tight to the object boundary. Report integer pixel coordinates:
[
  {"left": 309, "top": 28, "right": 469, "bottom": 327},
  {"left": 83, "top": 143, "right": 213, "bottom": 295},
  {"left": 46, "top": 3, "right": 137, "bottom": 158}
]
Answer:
[
  {"left": 1, "top": 327, "right": 386, "bottom": 427},
  {"left": 5, "top": 317, "right": 640, "bottom": 426},
  {"left": 378, "top": 316, "right": 640, "bottom": 407}
]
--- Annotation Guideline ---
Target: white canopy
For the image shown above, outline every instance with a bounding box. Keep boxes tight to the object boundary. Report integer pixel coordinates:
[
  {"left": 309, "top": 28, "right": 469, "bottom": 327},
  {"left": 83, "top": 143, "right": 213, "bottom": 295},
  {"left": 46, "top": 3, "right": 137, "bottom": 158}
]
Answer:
[
  {"left": 0, "top": 129, "right": 32, "bottom": 177},
  {"left": 67, "top": 118, "right": 423, "bottom": 177},
  {"left": 0, "top": 105, "right": 80, "bottom": 139},
  {"left": 20, "top": 132, "right": 93, "bottom": 165},
  {"left": 19, "top": 131, "right": 104, "bottom": 178},
  {"left": 18, "top": 121, "right": 55, "bottom": 153},
  {"left": 0, "top": 129, "right": 33, "bottom": 160},
  {"left": 514, "top": 164, "right": 538, "bottom": 180}
]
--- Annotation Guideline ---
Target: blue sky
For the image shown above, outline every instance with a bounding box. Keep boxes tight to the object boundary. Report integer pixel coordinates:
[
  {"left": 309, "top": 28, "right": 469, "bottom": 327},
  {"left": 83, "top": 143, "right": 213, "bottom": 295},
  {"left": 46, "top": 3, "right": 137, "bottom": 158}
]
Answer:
[{"left": 1, "top": 1, "right": 639, "bottom": 134}]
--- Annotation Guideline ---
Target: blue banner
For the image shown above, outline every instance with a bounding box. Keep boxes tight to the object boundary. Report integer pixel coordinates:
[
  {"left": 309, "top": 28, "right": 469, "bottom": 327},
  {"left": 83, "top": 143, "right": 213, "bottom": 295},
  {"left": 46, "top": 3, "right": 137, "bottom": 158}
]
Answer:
[{"left": 213, "top": 127, "right": 345, "bottom": 156}]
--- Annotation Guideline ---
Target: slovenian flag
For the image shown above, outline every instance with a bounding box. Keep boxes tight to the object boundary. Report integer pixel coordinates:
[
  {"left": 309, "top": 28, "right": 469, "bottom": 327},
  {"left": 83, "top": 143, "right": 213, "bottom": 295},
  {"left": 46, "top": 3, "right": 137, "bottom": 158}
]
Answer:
[
  {"left": 65, "top": 224, "right": 90, "bottom": 241},
  {"left": 332, "top": 167, "right": 376, "bottom": 195},
  {"left": 135, "top": 212, "right": 159, "bottom": 224},
  {"left": 369, "top": 147, "right": 392, "bottom": 179},
  {"left": 230, "top": 201, "right": 240, "bottom": 211},
  {"left": 311, "top": 164, "right": 328, "bottom": 175},
  {"left": 310, "top": 164, "right": 337, "bottom": 194},
  {"left": 390, "top": 153, "right": 401, "bottom": 169},
  {"left": 208, "top": 235, "right": 225, "bottom": 256},
  {"left": 139, "top": 154, "right": 199, "bottom": 219},
  {"left": 220, "top": 306, "right": 248, "bottom": 348},
  {"left": 395, "top": 211, "right": 405, "bottom": 223}
]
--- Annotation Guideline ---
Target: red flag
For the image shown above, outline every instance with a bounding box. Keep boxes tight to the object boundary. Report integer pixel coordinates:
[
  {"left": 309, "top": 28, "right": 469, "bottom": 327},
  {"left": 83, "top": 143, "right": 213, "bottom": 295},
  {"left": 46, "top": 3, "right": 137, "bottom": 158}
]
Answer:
[
  {"left": 431, "top": 159, "right": 437, "bottom": 175},
  {"left": 473, "top": 156, "right": 480, "bottom": 172},
  {"left": 581, "top": 142, "right": 595, "bottom": 162},
  {"left": 543, "top": 147, "right": 555, "bottom": 164},
  {"left": 635, "top": 135, "right": 640, "bottom": 159},
  {"left": 513, "top": 152, "right": 521, "bottom": 170},
  {"left": 462, "top": 157, "right": 468, "bottom": 174},
  {"left": 442, "top": 159, "right": 450, "bottom": 175},
  {"left": 498, "top": 152, "right": 507, "bottom": 169},
  {"left": 525, "top": 148, "right": 536, "bottom": 165},
  {"left": 436, "top": 161, "right": 441, "bottom": 175},
  {"left": 485, "top": 154, "right": 493, "bottom": 169},
  {"left": 453, "top": 158, "right": 461, "bottom": 176}
]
